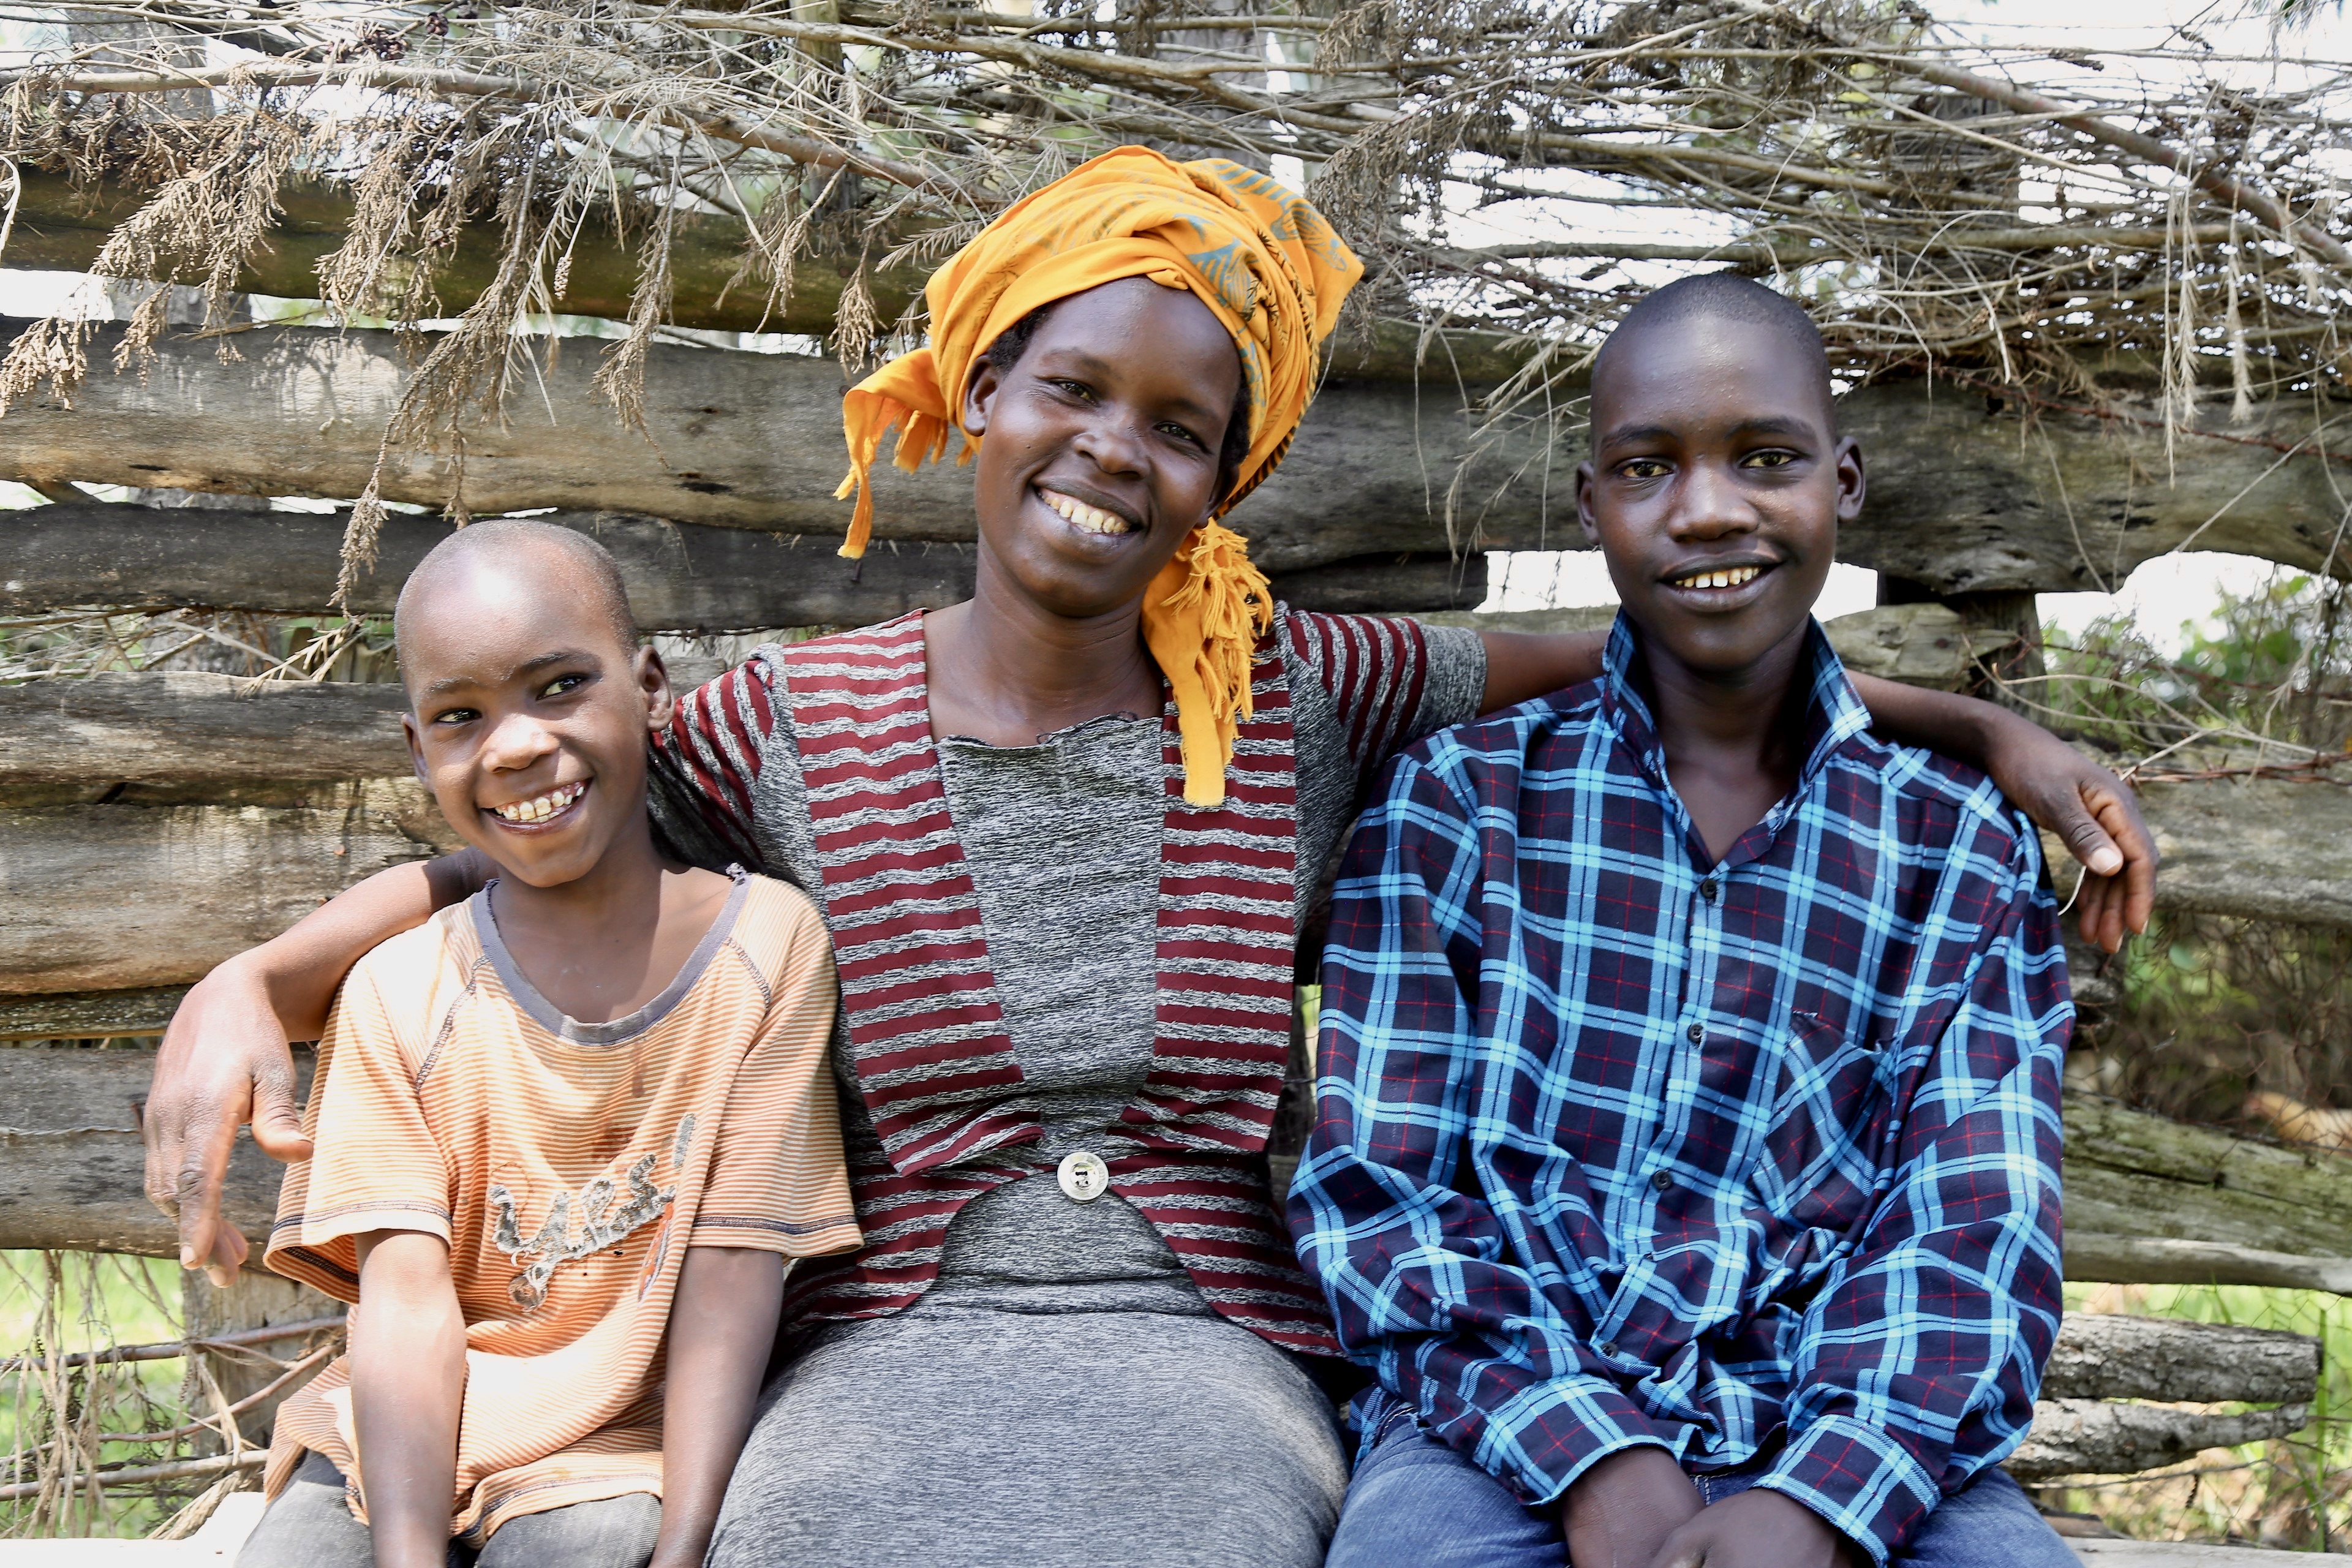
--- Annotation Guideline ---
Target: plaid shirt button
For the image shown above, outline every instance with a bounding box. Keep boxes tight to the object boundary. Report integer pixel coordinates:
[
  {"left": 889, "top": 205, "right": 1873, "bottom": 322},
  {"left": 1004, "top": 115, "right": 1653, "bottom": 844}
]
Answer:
[
  {"left": 1651, "top": 1170, "right": 1673, "bottom": 1192},
  {"left": 1700, "top": 878, "right": 1719, "bottom": 902},
  {"left": 1685, "top": 1023, "right": 1705, "bottom": 1044}
]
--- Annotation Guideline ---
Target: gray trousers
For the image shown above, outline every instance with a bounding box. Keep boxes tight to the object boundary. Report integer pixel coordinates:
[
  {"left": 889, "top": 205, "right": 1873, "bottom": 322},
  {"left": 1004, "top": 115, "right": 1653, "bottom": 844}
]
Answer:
[{"left": 237, "top": 1452, "right": 663, "bottom": 1568}]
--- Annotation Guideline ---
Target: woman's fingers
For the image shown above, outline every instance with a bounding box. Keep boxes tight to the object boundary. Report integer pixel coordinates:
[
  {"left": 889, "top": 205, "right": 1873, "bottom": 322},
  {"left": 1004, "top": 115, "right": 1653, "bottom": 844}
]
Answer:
[
  {"left": 2088, "top": 785, "right": 2158, "bottom": 937},
  {"left": 144, "top": 967, "right": 309, "bottom": 1276}
]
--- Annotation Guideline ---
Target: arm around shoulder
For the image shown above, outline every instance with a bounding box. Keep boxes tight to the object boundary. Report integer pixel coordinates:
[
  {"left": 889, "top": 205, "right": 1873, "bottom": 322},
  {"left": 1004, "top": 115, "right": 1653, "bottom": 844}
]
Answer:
[{"left": 143, "top": 847, "right": 493, "bottom": 1283}]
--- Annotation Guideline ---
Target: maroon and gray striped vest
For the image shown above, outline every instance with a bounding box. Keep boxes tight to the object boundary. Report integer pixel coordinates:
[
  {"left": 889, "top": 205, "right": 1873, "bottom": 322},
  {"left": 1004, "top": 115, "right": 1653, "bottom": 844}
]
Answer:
[{"left": 775, "top": 612, "right": 1340, "bottom": 1355}]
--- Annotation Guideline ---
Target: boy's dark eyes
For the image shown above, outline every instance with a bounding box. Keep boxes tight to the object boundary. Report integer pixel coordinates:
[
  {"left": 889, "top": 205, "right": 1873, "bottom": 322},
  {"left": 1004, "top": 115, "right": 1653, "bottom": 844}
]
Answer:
[
  {"left": 1618, "top": 458, "right": 1672, "bottom": 480},
  {"left": 538, "top": 673, "right": 589, "bottom": 699},
  {"left": 429, "top": 706, "right": 481, "bottom": 727},
  {"left": 1741, "top": 449, "right": 1801, "bottom": 469}
]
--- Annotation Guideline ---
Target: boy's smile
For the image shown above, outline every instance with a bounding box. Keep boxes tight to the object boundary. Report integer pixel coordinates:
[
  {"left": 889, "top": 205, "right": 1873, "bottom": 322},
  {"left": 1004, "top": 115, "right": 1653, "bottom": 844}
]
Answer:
[{"left": 1577, "top": 316, "right": 1864, "bottom": 684}]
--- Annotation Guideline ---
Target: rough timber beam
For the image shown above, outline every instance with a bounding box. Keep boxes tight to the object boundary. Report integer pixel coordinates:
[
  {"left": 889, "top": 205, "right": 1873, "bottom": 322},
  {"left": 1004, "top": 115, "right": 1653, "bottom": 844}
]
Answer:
[
  {"left": 0, "top": 782, "right": 456, "bottom": 994},
  {"left": 0, "top": 503, "right": 1485, "bottom": 628},
  {"left": 0, "top": 173, "right": 1523, "bottom": 383},
  {"left": 0, "top": 319, "right": 2345, "bottom": 590}
]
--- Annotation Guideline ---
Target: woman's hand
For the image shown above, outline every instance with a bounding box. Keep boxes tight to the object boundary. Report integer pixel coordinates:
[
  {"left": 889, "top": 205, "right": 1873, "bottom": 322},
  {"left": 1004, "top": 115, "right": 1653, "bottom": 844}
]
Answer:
[
  {"left": 143, "top": 954, "right": 307, "bottom": 1286},
  {"left": 1973, "top": 709, "right": 2157, "bottom": 955},
  {"left": 1845, "top": 673, "right": 2156, "bottom": 952},
  {"left": 143, "top": 852, "right": 491, "bottom": 1283}
]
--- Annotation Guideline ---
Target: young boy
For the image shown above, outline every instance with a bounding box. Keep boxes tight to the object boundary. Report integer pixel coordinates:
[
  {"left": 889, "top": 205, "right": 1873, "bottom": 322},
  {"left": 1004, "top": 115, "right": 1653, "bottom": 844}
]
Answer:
[
  {"left": 239, "top": 520, "right": 860, "bottom": 1568},
  {"left": 1291, "top": 276, "right": 2076, "bottom": 1568}
]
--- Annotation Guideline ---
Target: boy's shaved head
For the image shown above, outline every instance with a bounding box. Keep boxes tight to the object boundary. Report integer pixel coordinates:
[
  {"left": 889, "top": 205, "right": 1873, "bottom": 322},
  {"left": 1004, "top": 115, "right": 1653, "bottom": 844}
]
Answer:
[
  {"left": 394, "top": 519, "right": 639, "bottom": 684},
  {"left": 1592, "top": 273, "right": 1833, "bottom": 432}
]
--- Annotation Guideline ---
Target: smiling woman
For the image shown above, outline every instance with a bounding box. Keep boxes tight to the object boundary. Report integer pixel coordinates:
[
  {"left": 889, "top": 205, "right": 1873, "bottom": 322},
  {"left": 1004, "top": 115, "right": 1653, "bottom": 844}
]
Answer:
[{"left": 138, "top": 149, "right": 2165, "bottom": 1568}]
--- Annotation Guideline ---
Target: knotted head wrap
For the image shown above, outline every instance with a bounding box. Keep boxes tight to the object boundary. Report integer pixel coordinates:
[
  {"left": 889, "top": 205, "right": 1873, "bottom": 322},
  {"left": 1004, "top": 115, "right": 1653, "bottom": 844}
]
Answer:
[{"left": 833, "top": 146, "right": 1362, "bottom": 806}]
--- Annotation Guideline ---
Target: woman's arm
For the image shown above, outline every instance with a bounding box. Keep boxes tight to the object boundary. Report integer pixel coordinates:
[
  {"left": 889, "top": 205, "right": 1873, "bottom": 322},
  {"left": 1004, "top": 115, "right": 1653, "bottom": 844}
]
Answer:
[
  {"left": 1472, "top": 630, "right": 2155, "bottom": 953},
  {"left": 651, "top": 1246, "right": 786, "bottom": 1568},
  {"left": 351, "top": 1231, "right": 467, "bottom": 1568},
  {"left": 143, "top": 849, "right": 491, "bottom": 1283}
]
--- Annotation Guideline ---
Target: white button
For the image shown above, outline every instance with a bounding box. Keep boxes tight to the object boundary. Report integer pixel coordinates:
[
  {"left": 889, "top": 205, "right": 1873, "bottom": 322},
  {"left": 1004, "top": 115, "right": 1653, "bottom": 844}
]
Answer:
[{"left": 1057, "top": 1150, "right": 1110, "bottom": 1203}]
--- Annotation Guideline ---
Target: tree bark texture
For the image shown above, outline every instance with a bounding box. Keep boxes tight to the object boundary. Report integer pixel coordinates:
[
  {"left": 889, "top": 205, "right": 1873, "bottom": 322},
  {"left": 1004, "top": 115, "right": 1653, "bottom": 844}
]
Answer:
[
  {"left": 2040, "top": 1314, "right": 2321, "bottom": 1406},
  {"left": 0, "top": 175, "right": 1523, "bottom": 384},
  {"left": 2005, "top": 1398, "right": 2313, "bottom": 1482},
  {"left": 0, "top": 319, "right": 2343, "bottom": 592},
  {"left": 0, "top": 503, "right": 1486, "bottom": 629},
  {"left": 0, "top": 1041, "right": 309, "bottom": 1253},
  {"left": 2062, "top": 1095, "right": 2352, "bottom": 1266},
  {"left": 0, "top": 782, "right": 456, "bottom": 992}
]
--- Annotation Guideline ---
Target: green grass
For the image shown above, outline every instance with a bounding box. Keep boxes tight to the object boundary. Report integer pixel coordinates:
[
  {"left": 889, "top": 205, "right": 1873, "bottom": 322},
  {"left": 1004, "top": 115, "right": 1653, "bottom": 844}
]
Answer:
[{"left": 0, "top": 1250, "right": 197, "bottom": 1540}]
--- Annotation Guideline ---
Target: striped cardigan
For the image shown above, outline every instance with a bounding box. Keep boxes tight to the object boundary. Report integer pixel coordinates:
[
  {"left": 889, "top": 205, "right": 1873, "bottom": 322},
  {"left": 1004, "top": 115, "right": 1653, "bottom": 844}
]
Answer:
[{"left": 654, "top": 609, "right": 1448, "bottom": 1355}]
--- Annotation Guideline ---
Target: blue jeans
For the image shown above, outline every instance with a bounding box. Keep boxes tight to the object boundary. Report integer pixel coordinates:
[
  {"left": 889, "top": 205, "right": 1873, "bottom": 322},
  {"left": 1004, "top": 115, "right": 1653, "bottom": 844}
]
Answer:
[
  {"left": 237, "top": 1451, "right": 663, "bottom": 1568},
  {"left": 1324, "top": 1395, "right": 2079, "bottom": 1568}
]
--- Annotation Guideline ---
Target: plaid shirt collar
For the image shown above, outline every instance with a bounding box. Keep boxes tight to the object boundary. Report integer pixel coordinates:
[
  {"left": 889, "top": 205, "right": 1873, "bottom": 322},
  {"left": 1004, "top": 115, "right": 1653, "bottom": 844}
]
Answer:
[{"left": 1598, "top": 611, "right": 1877, "bottom": 871}]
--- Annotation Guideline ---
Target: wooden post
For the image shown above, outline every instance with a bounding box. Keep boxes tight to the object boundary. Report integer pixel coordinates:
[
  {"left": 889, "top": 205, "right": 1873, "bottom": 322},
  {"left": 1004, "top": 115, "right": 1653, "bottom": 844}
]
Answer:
[{"left": 178, "top": 1270, "right": 341, "bottom": 1453}]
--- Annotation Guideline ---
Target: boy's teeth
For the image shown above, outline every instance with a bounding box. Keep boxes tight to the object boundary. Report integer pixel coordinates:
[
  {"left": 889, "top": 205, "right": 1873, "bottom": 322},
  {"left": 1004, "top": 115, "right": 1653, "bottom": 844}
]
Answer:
[
  {"left": 493, "top": 782, "right": 585, "bottom": 824},
  {"left": 1041, "top": 489, "right": 1133, "bottom": 535},
  {"left": 1676, "top": 565, "right": 1762, "bottom": 590}
]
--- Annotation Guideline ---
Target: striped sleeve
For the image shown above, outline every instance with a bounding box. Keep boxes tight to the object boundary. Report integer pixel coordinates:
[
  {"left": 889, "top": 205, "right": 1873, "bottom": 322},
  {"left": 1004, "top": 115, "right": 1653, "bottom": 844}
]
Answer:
[
  {"left": 649, "top": 658, "right": 780, "bottom": 870},
  {"left": 1284, "top": 611, "right": 1444, "bottom": 774}
]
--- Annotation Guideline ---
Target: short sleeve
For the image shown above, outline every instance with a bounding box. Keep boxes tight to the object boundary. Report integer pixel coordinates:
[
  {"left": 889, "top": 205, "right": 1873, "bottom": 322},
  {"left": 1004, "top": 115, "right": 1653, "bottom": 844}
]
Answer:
[
  {"left": 1284, "top": 611, "right": 1488, "bottom": 777},
  {"left": 692, "top": 907, "right": 861, "bottom": 1258},
  {"left": 649, "top": 658, "right": 781, "bottom": 872},
  {"left": 265, "top": 962, "right": 454, "bottom": 1300}
]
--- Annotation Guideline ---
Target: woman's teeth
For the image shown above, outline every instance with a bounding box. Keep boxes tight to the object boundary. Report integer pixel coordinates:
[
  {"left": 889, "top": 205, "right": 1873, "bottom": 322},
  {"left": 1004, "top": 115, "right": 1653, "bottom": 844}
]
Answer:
[
  {"left": 492, "top": 782, "right": 586, "bottom": 824},
  {"left": 1040, "top": 489, "right": 1134, "bottom": 536},
  {"left": 1672, "top": 565, "right": 1764, "bottom": 590}
]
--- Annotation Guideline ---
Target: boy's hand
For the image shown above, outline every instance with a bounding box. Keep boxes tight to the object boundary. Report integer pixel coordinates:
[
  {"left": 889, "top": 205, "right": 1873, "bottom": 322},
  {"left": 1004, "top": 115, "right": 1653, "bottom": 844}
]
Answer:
[
  {"left": 1958, "top": 707, "right": 2157, "bottom": 955},
  {"left": 1562, "top": 1448, "right": 1706, "bottom": 1568},
  {"left": 1647, "top": 1490, "right": 1866, "bottom": 1568}
]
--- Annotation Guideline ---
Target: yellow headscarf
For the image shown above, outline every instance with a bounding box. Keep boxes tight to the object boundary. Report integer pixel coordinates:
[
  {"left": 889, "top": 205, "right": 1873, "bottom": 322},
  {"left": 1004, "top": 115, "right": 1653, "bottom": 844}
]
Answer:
[{"left": 834, "top": 146, "right": 1362, "bottom": 806}]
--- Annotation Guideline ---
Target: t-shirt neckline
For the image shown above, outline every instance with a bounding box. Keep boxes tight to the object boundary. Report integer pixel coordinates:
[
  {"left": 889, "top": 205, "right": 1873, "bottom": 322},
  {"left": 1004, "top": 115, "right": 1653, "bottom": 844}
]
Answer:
[{"left": 470, "top": 866, "right": 750, "bottom": 1047}]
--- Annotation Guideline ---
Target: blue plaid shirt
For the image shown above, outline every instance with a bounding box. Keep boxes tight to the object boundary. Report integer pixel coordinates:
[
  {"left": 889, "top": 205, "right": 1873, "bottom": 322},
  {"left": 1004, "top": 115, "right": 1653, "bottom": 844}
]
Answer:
[{"left": 1289, "top": 616, "right": 2070, "bottom": 1564}]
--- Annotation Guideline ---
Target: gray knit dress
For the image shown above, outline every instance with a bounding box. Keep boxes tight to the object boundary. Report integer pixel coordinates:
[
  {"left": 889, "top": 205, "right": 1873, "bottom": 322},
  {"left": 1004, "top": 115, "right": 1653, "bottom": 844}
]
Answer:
[{"left": 650, "top": 617, "right": 1485, "bottom": 1568}]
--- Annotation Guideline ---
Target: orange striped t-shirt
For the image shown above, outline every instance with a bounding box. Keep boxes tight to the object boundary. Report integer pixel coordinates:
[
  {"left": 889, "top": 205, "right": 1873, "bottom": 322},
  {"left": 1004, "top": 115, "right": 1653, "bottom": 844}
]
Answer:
[{"left": 262, "top": 870, "right": 859, "bottom": 1542}]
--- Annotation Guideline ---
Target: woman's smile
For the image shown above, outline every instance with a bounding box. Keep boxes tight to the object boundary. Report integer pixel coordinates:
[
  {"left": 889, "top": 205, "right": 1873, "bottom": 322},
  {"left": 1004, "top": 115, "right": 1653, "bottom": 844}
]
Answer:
[{"left": 1035, "top": 483, "right": 1142, "bottom": 538}]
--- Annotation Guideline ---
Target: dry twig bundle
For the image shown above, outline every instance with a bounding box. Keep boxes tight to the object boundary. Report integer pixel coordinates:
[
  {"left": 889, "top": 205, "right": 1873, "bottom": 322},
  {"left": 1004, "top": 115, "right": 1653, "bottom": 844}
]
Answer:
[{"left": 0, "top": 0, "right": 2336, "bottom": 577}]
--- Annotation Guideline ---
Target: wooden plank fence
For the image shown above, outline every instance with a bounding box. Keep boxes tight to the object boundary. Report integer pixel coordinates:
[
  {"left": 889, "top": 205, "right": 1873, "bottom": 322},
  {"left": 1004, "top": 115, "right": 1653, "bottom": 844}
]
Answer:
[{"left": 1, "top": 313, "right": 2348, "bottom": 1517}]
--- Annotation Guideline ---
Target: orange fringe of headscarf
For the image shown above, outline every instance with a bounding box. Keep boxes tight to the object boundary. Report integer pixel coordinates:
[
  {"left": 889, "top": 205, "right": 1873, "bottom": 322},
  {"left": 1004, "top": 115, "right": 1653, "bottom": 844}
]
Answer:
[{"left": 834, "top": 146, "right": 1363, "bottom": 805}]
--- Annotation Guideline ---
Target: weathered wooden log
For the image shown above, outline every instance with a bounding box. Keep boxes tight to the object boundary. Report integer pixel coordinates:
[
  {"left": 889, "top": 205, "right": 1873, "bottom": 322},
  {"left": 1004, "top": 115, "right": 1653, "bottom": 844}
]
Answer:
[
  {"left": 0, "top": 670, "right": 410, "bottom": 785},
  {"left": 0, "top": 499, "right": 1487, "bottom": 627},
  {"left": 2062, "top": 1236, "right": 2352, "bottom": 1297},
  {"left": 0, "top": 986, "right": 189, "bottom": 1040},
  {"left": 0, "top": 783, "right": 453, "bottom": 993},
  {"left": 2124, "top": 778, "right": 2352, "bottom": 931},
  {"left": 2041, "top": 1315, "right": 2321, "bottom": 1406},
  {"left": 0, "top": 1041, "right": 308, "bottom": 1254},
  {"left": 2006, "top": 1398, "right": 2313, "bottom": 1481},
  {"left": 2071, "top": 1544, "right": 2352, "bottom": 1566},
  {"left": 2064, "top": 1095, "right": 2352, "bottom": 1270},
  {"left": 0, "top": 319, "right": 2342, "bottom": 591},
  {"left": 0, "top": 173, "right": 1520, "bottom": 386},
  {"left": 0, "top": 318, "right": 1548, "bottom": 573}
]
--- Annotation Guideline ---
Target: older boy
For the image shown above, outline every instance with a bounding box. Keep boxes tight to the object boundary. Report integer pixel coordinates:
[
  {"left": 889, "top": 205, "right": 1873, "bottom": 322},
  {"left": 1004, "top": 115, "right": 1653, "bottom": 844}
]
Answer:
[
  {"left": 1292, "top": 276, "right": 2075, "bottom": 1568},
  {"left": 238, "top": 521, "right": 859, "bottom": 1568}
]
